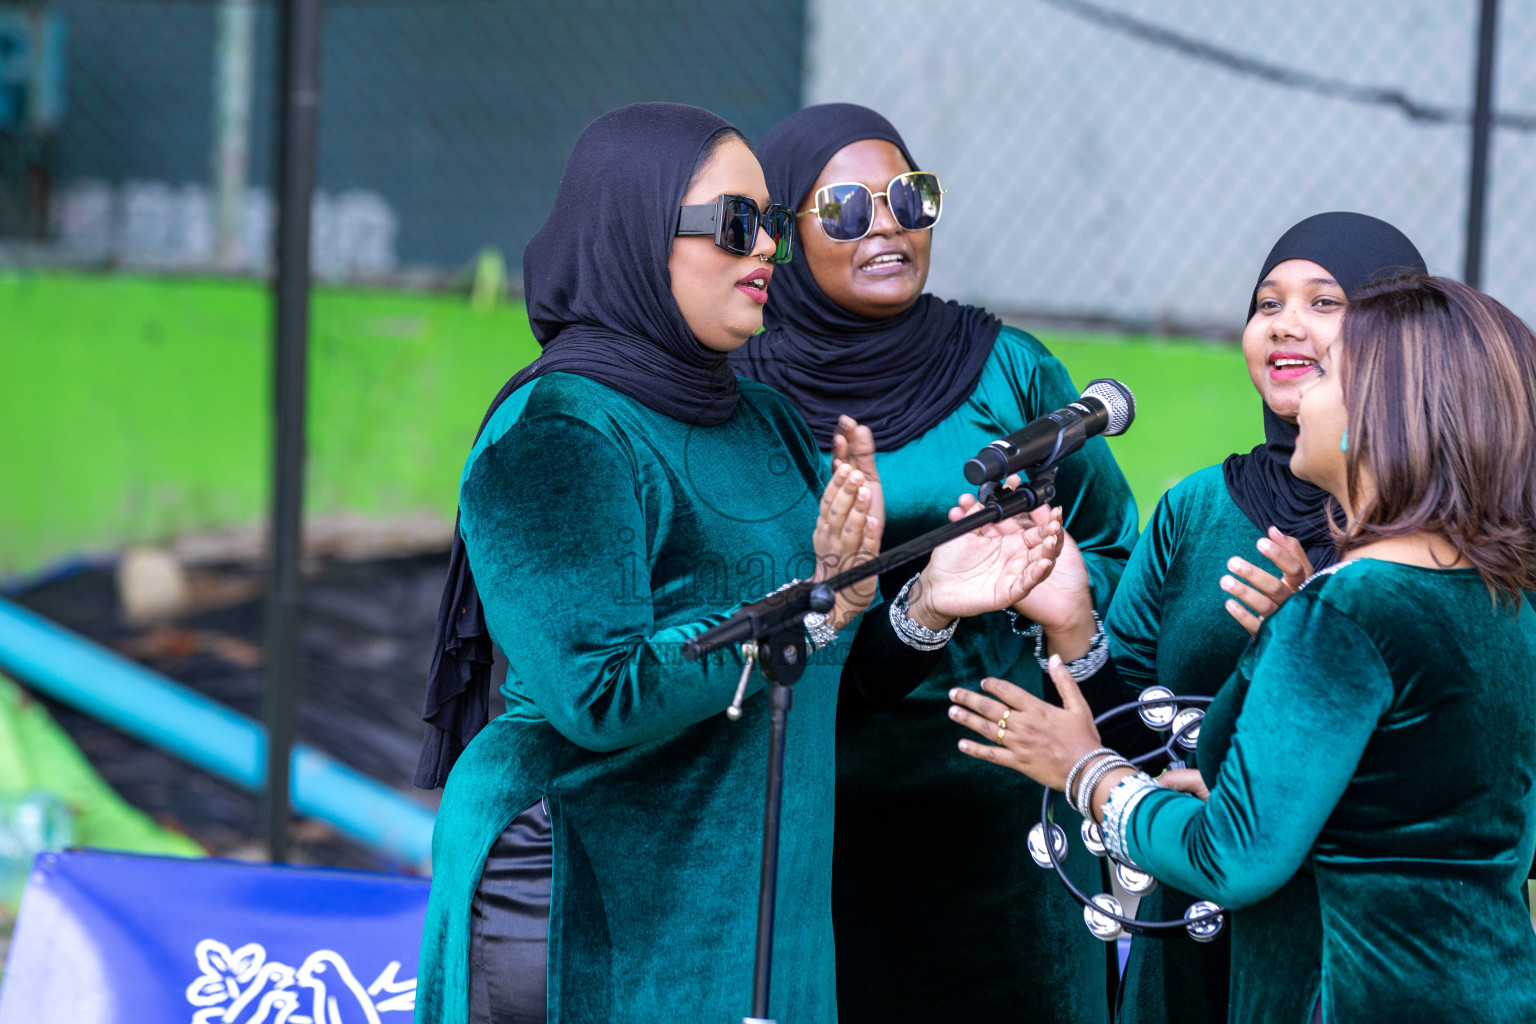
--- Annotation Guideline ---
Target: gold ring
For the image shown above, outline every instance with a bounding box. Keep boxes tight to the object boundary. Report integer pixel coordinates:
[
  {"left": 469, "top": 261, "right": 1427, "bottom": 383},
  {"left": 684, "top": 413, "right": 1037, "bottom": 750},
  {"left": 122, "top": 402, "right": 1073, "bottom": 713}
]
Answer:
[
  {"left": 998, "top": 709, "right": 1010, "bottom": 727},
  {"left": 996, "top": 726, "right": 1007, "bottom": 741}
]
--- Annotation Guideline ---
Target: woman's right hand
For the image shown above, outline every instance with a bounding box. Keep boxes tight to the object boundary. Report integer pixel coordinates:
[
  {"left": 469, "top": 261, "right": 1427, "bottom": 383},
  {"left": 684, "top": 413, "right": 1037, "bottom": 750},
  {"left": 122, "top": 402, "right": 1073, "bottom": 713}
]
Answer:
[
  {"left": 1222, "top": 528, "right": 1313, "bottom": 636},
  {"left": 812, "top": 462, "right": 882, "bottom": 629},
  {"left": 830, "top": 415, "right": 885, "bottom": 535}
]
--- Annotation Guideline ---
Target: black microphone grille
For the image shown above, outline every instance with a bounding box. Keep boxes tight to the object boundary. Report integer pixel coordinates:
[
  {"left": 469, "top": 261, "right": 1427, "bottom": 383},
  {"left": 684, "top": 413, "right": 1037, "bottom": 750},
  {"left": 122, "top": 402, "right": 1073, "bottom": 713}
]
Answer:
[{"left": 1082, "top": 379, "right": 1135, "bottom": 436}]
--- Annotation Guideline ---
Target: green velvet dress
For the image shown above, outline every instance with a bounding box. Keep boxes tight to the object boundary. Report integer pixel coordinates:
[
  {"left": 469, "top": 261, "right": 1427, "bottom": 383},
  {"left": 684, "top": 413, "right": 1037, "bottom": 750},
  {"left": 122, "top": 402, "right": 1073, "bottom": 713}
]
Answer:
[
  {"left": 832, "top": 327, "right": 1140, "bottom": 1023},
  {"left": 1122, "top": 560, "right": 1536, "bottom": 1024},
  {"left": 415, "top": 372, "right": 848, "bottom": 1023},
  {"left": 1105, "top": 465, "right": 1264, "bottom": 1024}
]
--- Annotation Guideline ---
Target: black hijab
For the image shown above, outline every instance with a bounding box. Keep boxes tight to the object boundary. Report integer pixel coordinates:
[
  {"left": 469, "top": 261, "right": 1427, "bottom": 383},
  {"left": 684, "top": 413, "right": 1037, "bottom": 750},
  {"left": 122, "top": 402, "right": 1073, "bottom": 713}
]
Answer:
[
  {"left": 730, "top": 103, "right": 1002, "bottom": 450},
  {"left": 1222, "top": 211, "right": 1426, "bottom": 570},
  {"left": 415, "top": 103, "right": 743, "bottom": 789}
]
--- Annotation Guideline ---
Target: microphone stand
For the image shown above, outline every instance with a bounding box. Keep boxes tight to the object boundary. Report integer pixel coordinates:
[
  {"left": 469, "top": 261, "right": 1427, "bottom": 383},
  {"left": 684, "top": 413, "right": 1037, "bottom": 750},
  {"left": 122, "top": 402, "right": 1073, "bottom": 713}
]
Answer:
[{"left": 684, "top": 468, "right": 1058, "bottom": 1024}]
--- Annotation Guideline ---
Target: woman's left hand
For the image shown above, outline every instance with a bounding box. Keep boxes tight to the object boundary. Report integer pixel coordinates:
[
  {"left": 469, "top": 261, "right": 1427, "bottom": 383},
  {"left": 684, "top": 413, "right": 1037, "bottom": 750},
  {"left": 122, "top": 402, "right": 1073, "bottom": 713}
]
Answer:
[
  {"left": 1222, "top": 527, "right": 1313, "bottom": 635},
  {"left": 947, "top": 656, "right": 1103, "bottom": 791}
]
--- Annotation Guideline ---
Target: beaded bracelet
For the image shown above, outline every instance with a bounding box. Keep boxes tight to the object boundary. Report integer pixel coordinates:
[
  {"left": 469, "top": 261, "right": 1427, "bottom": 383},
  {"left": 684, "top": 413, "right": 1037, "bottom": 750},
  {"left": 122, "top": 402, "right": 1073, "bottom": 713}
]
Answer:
[
  {"left": 770, "top": 578, "right": 836, "bottom": 651},
  {"left": 888, "top": 573, "right": 959, "bottom": 651},
  {"left": 1006, "top": 609, "right": 1109, "bottom": 682},
  {"left": 1006, "top": 610, "right": 1043, "bottom": 640},
  {"left": 1101, "top": 771, "right": 1162, "bottom": 865},
  {"left": 802, "top": 609, "right": 836, "bottom": 651}
]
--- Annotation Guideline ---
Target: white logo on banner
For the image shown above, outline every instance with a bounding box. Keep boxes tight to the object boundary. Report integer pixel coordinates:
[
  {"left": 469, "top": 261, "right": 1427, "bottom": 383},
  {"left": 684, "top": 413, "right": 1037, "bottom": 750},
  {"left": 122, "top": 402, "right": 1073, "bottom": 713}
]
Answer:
[{"left": 184, "top": 939, "right": 416, "bottom": 1024}]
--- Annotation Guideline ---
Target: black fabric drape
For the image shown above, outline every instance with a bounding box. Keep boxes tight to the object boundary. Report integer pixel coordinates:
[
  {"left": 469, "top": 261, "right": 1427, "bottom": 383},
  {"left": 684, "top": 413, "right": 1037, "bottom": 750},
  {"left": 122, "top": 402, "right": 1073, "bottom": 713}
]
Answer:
[
  {"left": 1223, "top": 211, "right": 1426, "bottom": 570},
  {"left": 416, "top": 103, "right": 744, "bottom": 788},
  {"left": 730, "top": 103, "right": 1002, "bottom": 450}
]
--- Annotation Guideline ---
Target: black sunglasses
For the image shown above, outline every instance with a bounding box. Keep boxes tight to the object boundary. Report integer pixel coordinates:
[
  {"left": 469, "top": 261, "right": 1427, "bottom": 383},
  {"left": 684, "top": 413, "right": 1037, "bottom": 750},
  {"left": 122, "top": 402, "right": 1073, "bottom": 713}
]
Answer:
[{"left": 676, "top": 193, "right": 795, "bottom": 264}]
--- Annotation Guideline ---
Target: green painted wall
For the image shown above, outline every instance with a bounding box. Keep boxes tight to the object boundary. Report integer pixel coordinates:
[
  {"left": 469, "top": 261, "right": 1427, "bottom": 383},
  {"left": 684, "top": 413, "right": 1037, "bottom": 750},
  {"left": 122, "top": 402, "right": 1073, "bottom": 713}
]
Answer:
[
  {"left": 1, "top": 272, "right": 539, "bottom": 578},
  {"left": 0, "top": 272, "right": 1262, "bottom": 578}
]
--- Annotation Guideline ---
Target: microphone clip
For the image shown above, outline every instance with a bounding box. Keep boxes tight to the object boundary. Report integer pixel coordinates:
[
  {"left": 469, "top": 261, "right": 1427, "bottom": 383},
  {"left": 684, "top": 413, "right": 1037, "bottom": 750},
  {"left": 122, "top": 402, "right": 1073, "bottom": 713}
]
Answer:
[{"left": 978, "top": 465, "right": 1059, "bottom": 516}]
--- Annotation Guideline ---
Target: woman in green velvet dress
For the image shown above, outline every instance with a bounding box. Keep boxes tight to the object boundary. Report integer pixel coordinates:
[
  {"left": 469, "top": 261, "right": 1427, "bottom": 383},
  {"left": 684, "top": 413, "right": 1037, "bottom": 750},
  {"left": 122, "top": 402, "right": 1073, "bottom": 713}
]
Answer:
[
  {"left": 732, "top": 103, "right": 1140, "bottom": 1023},
  {"left": 975, "top": 212, "right": 1427, "bottom": 1024},
  {"left": 951, "top": 273, "right": 1536, "bottom": 1023},
  {"left": 413, "top": 103, "right": 1063, "bottom": 1024}
]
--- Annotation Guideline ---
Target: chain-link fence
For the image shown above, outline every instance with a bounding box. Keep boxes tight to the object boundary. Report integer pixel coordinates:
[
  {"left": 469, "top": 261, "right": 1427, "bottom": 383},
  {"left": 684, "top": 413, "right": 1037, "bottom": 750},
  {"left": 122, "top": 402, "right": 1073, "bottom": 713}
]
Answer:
[
  {"left": 810, "top": 0, "right": 1536, "bottom": 334},
  {"left": 3, "top": 0, "right": 1534, "bottom": 332},
  {"left": 1, "top": 0, "right": 803, "bottom": 280}
]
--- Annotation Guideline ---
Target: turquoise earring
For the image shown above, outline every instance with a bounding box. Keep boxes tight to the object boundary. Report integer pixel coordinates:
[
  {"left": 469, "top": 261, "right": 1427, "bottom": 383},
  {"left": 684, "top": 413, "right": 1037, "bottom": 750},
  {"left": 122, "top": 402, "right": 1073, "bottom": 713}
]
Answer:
[{"left": 1340, "top": 428, "right": 1349, "bottom": 453}]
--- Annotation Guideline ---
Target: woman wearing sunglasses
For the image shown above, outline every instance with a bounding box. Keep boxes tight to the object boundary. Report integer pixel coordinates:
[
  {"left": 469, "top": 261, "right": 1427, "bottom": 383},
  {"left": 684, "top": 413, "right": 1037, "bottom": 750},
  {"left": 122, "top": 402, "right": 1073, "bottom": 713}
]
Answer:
[
  {"left": 733, "top": 103, "right": 1140, "bottom": 1024},
  {"left": 412, "top": 103, "right": 1062, "bottom": 1024},
  {"left": 949, "top": 274, "right": 1536, "bottom": 1024}
]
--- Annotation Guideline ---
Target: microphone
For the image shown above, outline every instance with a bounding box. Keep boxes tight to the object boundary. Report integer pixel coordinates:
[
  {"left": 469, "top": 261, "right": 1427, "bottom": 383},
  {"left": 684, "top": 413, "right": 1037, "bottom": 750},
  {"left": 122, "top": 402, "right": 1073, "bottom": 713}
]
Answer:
[{"left": 963, "top": 379, "right": 1135, "bottom": 485}]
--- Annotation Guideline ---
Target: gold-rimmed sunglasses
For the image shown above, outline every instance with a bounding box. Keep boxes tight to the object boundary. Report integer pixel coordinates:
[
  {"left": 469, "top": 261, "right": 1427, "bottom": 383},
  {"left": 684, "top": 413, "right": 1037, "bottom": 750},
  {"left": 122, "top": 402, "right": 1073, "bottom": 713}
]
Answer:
[{"left": 798, "top": 171, "right": 946, "bottom": 242}]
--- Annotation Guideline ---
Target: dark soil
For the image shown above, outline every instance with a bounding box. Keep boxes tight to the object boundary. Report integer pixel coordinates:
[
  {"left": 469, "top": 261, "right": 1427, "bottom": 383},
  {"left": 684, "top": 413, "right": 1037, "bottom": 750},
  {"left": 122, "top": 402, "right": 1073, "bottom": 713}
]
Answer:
[{"left": 9, "top": 552, "right": 506, "bottom": 873}]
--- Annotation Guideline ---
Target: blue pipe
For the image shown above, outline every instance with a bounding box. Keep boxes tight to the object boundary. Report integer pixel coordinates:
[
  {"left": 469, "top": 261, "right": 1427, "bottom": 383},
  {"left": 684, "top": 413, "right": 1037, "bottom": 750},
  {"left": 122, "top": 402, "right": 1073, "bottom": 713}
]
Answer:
[{"left": 0, "top": 596, "right": 435, "bottom": 869}]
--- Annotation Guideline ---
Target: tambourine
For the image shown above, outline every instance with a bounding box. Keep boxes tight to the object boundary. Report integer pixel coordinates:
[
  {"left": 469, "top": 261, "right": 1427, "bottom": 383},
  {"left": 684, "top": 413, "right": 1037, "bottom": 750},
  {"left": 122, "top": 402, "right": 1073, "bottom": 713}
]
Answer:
[{"left": 1027, "top": 687, "right": 1227, "bottom": 943}]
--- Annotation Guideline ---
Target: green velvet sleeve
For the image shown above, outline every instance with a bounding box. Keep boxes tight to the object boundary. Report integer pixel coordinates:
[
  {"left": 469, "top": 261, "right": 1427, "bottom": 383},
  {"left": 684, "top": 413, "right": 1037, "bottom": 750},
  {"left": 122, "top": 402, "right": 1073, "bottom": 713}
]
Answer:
[
  {"left": 460, "top": 410, "right": 753, "bottom": 753},
  {"left": 1122, "top": 595, "right": 1394, "bottom": 908},
  {"left": 1105, "top": 490, "right": 1178, "bottom": 690},
  {"left": 1072, "top": 491, "right": 1178, "bottom": 738}
]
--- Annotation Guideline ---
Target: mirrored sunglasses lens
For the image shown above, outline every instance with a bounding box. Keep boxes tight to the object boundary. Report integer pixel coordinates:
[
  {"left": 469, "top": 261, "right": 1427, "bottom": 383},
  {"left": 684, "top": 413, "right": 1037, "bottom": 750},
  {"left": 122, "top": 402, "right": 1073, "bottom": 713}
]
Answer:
[
  {"left": 890, "top": 173, "right": 941, "bottom": 231},
  {"left": 722, "top": 199, "right": 755, "bottom": 255},
  {"left": 767, "top": 208, "right": 794, "bottom": 263},
  {"left": 818, "top": 184, "right": 872, "bottom": 241}
]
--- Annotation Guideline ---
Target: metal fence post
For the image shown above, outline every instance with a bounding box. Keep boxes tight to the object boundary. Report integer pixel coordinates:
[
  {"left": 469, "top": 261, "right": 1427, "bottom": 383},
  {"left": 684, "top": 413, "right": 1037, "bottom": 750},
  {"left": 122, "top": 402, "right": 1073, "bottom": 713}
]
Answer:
[
  {"left": 260, "top": 0, "right": 322, "bottom": 864},
  {"left": 1464, "top": 0, "right": 1500, "bottom": 289}
]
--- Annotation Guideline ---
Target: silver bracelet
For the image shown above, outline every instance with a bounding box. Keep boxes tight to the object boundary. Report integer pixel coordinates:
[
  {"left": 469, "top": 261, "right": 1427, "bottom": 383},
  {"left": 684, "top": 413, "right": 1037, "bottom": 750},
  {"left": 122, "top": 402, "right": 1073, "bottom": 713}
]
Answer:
[
  {"left": 1063, "top": 747, "right": 1117, "bottom": 804},
  {"left": 1073, "top": 755, "right": 1132, "bottom": 817},
  {"left": 769, "top": 578, "right": 837, "bottom": 651},
  {"left": 802, "top": 609, "right": 836, "bottom": 651},
  {"left": 1033, "top": 610, "right": 1109, "bottom": 682},
  {"left": 1102, "top": 771, "right": 1162, "bottom": 865},
  {"left": 888, "top": 573, "right": 958, "bottom": 651},
  {"left": 1073, "top": 755, "right": 1134, "bottom": 819}
]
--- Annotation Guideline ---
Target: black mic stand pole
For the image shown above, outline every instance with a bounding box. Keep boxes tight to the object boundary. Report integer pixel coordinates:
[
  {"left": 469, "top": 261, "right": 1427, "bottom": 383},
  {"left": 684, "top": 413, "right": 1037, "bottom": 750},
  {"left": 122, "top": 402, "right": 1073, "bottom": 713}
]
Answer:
[
  {"left": 742, "top": 605, "right": 820, "bottom": 1024},
  {"left": 687, "top": 468, "right": 1059, "bottom": 1024}
]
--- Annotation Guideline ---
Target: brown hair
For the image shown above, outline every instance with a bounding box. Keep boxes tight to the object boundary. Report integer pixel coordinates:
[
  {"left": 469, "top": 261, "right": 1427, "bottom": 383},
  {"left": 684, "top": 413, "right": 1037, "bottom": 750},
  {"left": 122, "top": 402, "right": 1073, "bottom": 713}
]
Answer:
[{"left": 1338, "top": 275, "right": 1536, "bottom": 603}]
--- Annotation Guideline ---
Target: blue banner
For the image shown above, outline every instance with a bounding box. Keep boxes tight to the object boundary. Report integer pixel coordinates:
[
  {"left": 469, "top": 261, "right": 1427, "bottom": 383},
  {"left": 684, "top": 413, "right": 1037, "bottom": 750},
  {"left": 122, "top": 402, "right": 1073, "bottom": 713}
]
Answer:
[{"left": 0, "top": 850, "right": 429, "bottom": 1024}]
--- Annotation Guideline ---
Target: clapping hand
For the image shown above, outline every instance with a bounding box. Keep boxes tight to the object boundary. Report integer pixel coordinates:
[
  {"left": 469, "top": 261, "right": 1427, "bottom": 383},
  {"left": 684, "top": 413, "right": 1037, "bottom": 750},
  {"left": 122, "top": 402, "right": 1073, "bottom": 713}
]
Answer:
[
  {"left": 948, "top": 499, "right": 1100, "bottom": 660},
  {"left": 830, "top": 414, "right": 885, "bottom": 531},
  {"left": 813, "top": 422, "right": 883, "bottom": 630},
  {"left": 898, "top": 482, "right": 1063, "bottom": 630},
  {"left": 1221, "top": 528, "right": 1312, "bottom": 635}
]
